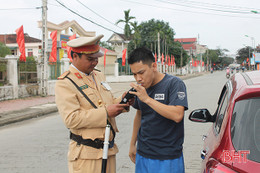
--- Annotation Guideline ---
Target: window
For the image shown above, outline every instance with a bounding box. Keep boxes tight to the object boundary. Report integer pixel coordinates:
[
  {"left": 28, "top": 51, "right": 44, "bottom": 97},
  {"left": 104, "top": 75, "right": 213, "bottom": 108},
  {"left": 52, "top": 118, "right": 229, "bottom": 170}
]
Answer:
[
  {"left": 231, "top": 97, "right": 260, "bottom": 163},
  {"left": 214, "top": 87, "right": 229, "bottom": 134},
  {"left": 27, "top": 49, "right": 33, "bottom": 57}
]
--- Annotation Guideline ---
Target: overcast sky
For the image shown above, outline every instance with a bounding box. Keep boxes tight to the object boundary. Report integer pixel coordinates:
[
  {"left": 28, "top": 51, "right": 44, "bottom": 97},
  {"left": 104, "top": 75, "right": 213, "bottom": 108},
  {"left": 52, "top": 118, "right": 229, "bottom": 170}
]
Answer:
[{"left": 1, "top": 0, "right": 260, "bottom": 55}]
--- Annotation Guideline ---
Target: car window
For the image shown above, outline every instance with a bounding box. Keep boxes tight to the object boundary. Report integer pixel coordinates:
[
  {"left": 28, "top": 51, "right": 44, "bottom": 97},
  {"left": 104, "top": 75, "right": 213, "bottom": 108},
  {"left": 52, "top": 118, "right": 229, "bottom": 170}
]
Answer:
[
  {"left": 214, "top": 91, "right": 228, "bottom": 134},
  {"left": 231, "top": 97, "right": 260, "bottom": 163}
]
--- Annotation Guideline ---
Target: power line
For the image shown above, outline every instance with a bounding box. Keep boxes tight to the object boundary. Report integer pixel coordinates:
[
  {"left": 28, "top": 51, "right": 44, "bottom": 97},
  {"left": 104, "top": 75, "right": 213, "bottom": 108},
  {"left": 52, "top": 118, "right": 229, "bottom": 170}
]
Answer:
[
  {"left": 156, "top": 0, "right": 254, "bottom": 14},
  {"left": 168, "top": 0, "right": 260, "bottom": 12},
  {"left": 55, "top": 0, "right": 118, "bottom": 33},
  {"left": 75, "top": 0, "right": 124, "bottom": 30},
  {"left": 0, "top": 7, "right": 38, "bottom": 10},
  {"left": 120, "top": 0, "right": 260, "bottom": 19}
]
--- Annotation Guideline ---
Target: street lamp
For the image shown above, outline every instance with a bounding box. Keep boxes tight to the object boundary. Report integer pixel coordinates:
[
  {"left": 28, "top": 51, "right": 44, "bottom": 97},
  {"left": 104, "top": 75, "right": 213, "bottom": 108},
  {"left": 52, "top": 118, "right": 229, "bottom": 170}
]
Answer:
[{"left": 245, "top": 35, "right": 256, "bottom": 70}]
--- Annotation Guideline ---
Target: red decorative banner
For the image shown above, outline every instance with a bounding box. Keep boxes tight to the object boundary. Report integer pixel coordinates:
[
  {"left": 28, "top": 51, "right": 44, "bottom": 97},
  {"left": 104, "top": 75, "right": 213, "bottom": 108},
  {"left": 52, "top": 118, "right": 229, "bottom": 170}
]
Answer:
[
  {"left": 122, "top": 48, "right": 127, "bottom": 66},
  {"left": 61, "top": 40, "right": 67, "bottom": 49},
  {"left": 15, "top": 25, "right": 26, "bottom": 62},
  {"left": 67, "top": 34, "right": 76, "bottom": 61},
  {"left": 49, "top": 30, "right": 57, "bottom": 62},
  {"left": 161, "top": 53, "right": 164, "bottom": 64},
  {"left": 104, "top": 49, "right": 108, "bottom": 68}
]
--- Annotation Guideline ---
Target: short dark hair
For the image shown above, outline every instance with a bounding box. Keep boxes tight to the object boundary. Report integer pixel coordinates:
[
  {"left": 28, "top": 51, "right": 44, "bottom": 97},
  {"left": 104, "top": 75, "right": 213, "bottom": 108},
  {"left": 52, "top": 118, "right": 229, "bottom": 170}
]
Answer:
[
  {"left": 128, "top": 47, "right": 155, "bottom": 65},
  {"left": 71, "top": 50, "right": 82, "bottom": 59}
]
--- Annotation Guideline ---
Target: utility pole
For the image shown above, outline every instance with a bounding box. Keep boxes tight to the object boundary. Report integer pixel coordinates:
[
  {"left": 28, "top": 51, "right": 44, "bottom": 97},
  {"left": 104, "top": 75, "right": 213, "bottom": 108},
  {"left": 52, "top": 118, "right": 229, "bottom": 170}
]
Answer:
[
  {"left": 190, "top": 47, "right": 192, "bottom": 74},
  {"left": 206, "top": 49, "right": 209, "bottom": 71},
  {"left": 180, "top": 41, "right": 183, "bottom": 75},
  {"left": 157, "top": 32, "right": 162, "bottom": 73},
  {"left": 40, "top": 0, "right": 48, "bottom": 96}
]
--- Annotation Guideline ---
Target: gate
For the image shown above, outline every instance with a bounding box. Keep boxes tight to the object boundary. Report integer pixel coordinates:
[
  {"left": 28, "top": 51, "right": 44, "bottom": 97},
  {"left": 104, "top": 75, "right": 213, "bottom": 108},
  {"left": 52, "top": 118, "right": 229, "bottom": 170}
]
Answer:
[{"left": 117, "top": 58, "right": 132, "bottom": 75}]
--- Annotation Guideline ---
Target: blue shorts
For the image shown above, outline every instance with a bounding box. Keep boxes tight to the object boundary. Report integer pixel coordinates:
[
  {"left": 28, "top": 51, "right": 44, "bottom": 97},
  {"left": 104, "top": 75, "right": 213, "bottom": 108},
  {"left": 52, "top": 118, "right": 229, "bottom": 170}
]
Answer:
[{"left": 135, "top": 153, "right": 185, "bottom": 173}]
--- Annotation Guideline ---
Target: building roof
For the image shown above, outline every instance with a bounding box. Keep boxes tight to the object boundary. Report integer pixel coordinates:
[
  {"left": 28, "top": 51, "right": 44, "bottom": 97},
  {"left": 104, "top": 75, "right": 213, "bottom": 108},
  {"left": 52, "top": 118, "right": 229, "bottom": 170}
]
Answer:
[
  {"left": 175, "top": 38, "right": 197, "bottom": 43},
  {"left": 107, "top": 33, "right": 131, "bottom": 43},
  {"left": 38, "top": 20, "right": 95, "bottom": 37},
  {"left": 100, "top": 47, "right": 117, "bottom": 56},
  {"left": 0, "top": 34, "right": 41, "bottom": 44},
  {"left": 175, "top": 38, "right": 197, "bottom": 50}
]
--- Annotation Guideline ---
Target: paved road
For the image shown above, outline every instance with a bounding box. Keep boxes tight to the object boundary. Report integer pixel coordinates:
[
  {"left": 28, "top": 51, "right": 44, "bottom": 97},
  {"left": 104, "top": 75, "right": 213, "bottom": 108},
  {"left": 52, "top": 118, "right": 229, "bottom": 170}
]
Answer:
[{"left": 0, "top": 71, "right": 228, "bottom": 173}]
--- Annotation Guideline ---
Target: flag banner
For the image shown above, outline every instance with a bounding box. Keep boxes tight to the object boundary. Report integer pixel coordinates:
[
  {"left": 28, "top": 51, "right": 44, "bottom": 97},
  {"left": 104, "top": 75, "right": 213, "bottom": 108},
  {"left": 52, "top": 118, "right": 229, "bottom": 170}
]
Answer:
[
  {"left": 49, "top": 30, "right": 57, "bottom": 62},
  {"left": 61, "top": 40, "right": 67, "bottom": 49},
  {"left": 122, "top": 48, "right": 127, "bottom": 66},
  {"left": 104, "top": 49, "right": 108, "bottom": 68},
  {"left": 59, "top": 49, "right": 64, "bottom": 60},
  {"left": 161, "top": 53, "right": 164, "bottom": 64},
  {"left": 67, "top": 34, "right": 76, "bottom": 61},
  {"left": 15, "top": 25, "right": 26, "bottom": 62},
  {"left": 154, "top": 53, "right": 157, "bottom": 64}
]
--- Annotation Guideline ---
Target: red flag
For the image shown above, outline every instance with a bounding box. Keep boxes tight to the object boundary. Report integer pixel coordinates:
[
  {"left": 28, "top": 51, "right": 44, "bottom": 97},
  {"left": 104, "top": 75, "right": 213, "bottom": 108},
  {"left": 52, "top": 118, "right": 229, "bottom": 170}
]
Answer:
[
  {"left": 168, "top": 55, "right": 170, "bottom": 66},
  {"left": 49, "top": 30, "right": 57, "bottom": 62},
  {"left": 173, "top": 55, "right": 175, "bottom": 65},
  {"left": 154, "top": 53, "right": 157, "bottom": 64},
  {"left": 161, "top": 53, "right": 164, "bottom": 64},
  {"left": 15, "top": 25, "right": 26, "bottom": 62},
  {"left": 122, "top": 48, "right": 127, "bottom": 66},
  {"left": 67, "top": 34, "right": 76, "bottom": 61},
  {"left": 165, "top": 55, "right": 168, "bottom": 64},
  {"left": 104, "top": 49, "right": 108, "bottom": 68}
]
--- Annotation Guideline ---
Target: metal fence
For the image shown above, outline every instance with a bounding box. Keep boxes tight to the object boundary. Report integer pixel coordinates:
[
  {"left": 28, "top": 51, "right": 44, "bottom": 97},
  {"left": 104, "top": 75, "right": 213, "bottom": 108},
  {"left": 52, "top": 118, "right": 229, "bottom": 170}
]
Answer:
[
  {"left": 49, "top": 61, "right": 62, "bottom": 80},
  {"left": 117, "top": 58, "right": 132, "bottom": 75},
  {"left": 0, "top": 58, "right": 8, "bottom": 86},
  {"left": 18, "top": 61, "right": 37, "bottom": 84}
]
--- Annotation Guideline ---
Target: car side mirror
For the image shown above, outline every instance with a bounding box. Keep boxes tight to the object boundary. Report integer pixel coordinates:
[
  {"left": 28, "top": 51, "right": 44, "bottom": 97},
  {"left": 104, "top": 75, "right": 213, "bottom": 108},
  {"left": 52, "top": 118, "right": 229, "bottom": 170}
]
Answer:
[{"left": 189, "top": 109, "right": 213, "bottom": 123}]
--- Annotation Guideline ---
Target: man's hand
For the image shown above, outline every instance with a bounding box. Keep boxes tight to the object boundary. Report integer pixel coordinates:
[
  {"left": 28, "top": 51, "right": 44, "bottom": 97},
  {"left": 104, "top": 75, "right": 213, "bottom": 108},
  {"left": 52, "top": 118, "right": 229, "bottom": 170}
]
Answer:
[
  {"left": 129, "top": 143, "right": 137, "bottom": 164},
  {"left": 121, "top": 91, "right": 135, "bottom": 106},
  {"left": 129, "top": 83, "right": 150, "bottom": 103},
  {"left": 106, "top": 103, "right": 129, "bottom": 117}
]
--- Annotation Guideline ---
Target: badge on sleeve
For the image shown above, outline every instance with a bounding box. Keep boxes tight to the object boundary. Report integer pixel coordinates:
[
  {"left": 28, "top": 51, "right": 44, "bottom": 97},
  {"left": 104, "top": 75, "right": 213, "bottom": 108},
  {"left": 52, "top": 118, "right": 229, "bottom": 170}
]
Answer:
[
  {"left": 101, "top": 82, "right": 111, "bottom": 91},
  {"left": 177, "top": 92, "right": 185, "bottom": 100}
]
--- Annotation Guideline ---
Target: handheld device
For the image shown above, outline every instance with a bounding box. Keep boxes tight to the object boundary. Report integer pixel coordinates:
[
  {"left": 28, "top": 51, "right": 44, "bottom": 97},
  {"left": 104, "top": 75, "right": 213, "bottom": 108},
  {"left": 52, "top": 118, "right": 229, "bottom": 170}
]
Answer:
[{"left": 120, "top": 88, "right": 137, "bottom": 104}]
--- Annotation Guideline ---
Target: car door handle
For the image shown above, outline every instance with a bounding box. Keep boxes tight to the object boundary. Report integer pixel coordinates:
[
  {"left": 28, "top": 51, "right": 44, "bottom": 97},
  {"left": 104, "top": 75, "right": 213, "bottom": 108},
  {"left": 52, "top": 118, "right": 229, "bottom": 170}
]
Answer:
[{"left": 201, "top": 149, "right": 208, "bottom": 160}]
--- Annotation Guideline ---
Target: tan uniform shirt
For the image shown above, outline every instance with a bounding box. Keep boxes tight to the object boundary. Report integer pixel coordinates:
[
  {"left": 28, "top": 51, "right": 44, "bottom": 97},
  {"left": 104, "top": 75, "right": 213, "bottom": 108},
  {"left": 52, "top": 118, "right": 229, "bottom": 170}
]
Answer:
[{"left": 55, "top": 66, "right": 121, "bottom": 161}]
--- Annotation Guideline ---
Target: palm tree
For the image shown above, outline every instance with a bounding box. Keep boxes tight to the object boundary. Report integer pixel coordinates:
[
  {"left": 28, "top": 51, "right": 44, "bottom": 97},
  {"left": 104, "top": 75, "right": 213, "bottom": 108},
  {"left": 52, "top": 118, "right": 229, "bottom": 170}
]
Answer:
[
  {"left": 130, "top": 21, "right": 141, "bottom": 48},
  {"left": 116, "top": 9, "right": 136, "bottom": 40}
]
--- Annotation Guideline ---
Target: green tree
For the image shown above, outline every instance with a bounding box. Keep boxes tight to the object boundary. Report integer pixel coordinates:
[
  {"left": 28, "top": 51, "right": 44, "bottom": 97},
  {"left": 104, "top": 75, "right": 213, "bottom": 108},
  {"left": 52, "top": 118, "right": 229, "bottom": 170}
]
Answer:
[
  {"left": 116, "top": 9, "right": 136, "bottom": 40},
  {"left": 99, "top": 41, "right": 114, "bottom": 50},
  {"left": 128, "top": 19, "right": 188, "bottom": 67},
  {"left": 236, "top": 46, "right": 253, "bottom": 64},
  {"left": 130, "top": 21, "right": 141, "bottom": 49},
  {"left": 0, "top": 42, "right": 11, "bottom": 57}
]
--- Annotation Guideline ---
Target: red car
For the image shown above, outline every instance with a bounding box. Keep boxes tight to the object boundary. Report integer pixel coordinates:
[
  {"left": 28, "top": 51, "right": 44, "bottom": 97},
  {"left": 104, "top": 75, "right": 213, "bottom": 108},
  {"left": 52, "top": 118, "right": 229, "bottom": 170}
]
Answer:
[{"left": 189, "top": 71, "right": 260, "bottom": 173}]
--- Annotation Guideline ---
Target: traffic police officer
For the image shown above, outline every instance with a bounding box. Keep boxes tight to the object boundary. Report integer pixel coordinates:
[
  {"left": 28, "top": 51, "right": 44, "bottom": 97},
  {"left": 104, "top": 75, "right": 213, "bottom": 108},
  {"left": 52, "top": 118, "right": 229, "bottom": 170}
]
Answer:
[{"left": 55, "top": 34, "right": 129, "bottom": 173}]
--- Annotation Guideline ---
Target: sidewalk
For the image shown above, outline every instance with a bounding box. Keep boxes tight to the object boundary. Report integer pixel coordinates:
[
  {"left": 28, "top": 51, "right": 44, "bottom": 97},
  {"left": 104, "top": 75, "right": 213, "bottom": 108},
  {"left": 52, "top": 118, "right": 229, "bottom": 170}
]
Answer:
[
  {"left": 0, "top": 72, "right": 206, "bottom": 127},
  {"left": 0, "top": 96, "right": 56, "bottom": 127}
]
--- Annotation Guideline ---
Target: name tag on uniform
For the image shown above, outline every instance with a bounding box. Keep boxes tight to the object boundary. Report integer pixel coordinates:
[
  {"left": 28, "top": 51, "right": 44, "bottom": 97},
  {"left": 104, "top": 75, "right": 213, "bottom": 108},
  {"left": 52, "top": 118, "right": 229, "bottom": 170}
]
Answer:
[
  {"left": 101, "top": 82, "right": 111, "bottom": 91},
  {"left": 154, "top": 94, "right": 165, "bottom": 100}
]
